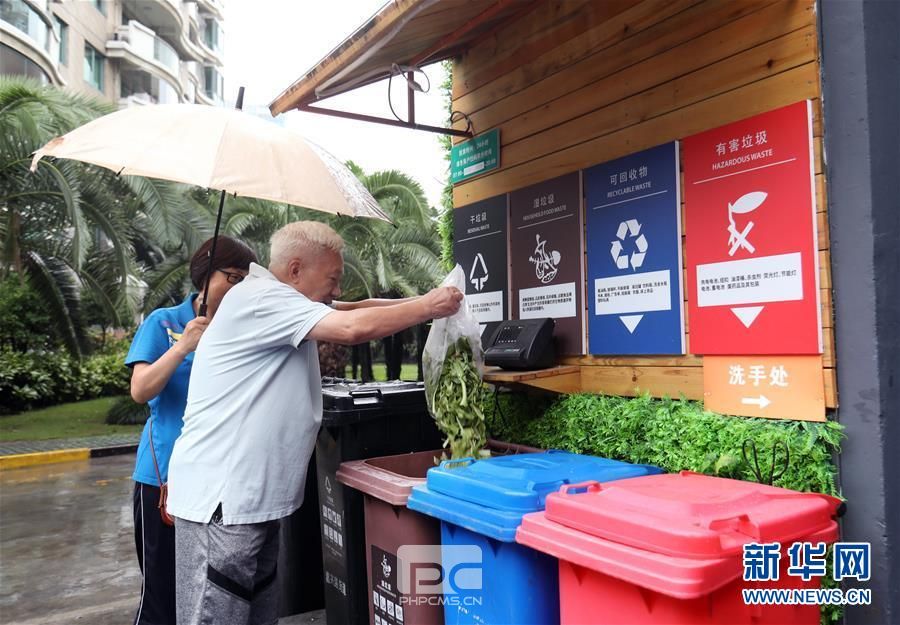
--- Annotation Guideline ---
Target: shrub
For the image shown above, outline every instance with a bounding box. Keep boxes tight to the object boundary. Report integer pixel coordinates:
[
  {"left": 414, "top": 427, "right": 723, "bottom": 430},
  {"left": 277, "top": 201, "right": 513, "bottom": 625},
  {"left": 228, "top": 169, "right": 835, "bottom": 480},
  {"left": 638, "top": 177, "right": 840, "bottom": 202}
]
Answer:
[
  {"left": 0, "top": 350, "right": 56, "bottom": 413},
  {"left": 0, "top": 280, "right": 56, "bottom": 351},
  {"left": 0, "top": 347, "right": 130, "bottom": 414},
  {"left": 106, "top": 396, "right": 149, "bottom": 425}
]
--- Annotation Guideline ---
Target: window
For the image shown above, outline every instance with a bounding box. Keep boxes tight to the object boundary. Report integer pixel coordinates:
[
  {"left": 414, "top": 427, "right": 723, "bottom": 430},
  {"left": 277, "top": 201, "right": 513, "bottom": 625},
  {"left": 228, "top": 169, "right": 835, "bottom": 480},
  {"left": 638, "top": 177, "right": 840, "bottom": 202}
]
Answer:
[
  {"left": 1, "top": 0, "right": 50, "bottom": 50},
  {"left": 203, "top": 65, "right": 222, "bottom": 101},
  {"left": 55, "top": 17, "right": 67, "bottom": 65},
  {"left": 83, "top": 43, "right": 104, "bottom": 91},
  {"left": 94, "top": 0, "right": 106, "bottom": 16},
  {"left": 203, "top": 19, "right": 219, "bottom": 53}
]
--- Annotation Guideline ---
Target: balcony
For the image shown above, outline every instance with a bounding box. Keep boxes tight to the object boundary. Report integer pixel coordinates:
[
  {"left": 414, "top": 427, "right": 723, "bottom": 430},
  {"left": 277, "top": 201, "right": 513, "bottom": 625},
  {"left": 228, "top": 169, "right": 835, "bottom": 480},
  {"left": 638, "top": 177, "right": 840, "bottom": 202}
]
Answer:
[
  {"left": 120, "top": 0, "right": 181, "bottom": 42},
  {"left": 107, "top": 20, "right": 184, "bottom": 100},
  {"left": 196, "top": 0, "right": 223, "bottom": 21},
  {"left": 119, "top": 66, "right": 181, "bottom": 107},
  {"left": 120, "top": 0, "right": 207, "bottom": 63},
  {"left": 0, "top": 0, "right": 64, "bottom": 85},
  {"left": 184, "top": 1, "right": 199, "bottom": 30}
]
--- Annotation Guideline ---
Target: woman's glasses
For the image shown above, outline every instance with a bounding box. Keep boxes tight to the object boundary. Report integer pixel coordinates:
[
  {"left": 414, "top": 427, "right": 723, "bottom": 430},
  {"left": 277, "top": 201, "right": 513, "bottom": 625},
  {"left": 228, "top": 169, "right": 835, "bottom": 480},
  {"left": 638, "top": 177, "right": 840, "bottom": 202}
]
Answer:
[{"left": 218, "top": 269, "right": 245, "bottom": 285}]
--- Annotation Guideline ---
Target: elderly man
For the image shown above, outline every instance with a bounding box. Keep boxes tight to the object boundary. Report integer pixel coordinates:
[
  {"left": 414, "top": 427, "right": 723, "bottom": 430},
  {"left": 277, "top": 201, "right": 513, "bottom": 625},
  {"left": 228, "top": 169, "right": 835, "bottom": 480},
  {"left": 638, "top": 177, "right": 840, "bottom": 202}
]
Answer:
[{"left": 167, "top": 221, "right": 462, "bottom": 625}]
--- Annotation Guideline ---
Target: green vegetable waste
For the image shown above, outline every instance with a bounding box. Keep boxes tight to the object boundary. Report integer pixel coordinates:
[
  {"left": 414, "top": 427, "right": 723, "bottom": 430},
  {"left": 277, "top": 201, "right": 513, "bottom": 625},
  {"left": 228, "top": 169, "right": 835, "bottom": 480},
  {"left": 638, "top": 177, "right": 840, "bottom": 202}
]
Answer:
[{"left": 425, "top": 337, "right": 488, "bottom": 460}]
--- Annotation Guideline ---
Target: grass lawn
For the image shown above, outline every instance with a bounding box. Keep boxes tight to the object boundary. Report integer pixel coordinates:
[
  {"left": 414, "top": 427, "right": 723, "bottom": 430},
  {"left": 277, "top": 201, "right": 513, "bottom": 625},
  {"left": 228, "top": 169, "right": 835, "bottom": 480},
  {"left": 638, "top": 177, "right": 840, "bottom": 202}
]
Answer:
[
  {"left": 0, "top": 396, "right": 143, "bottom": 442},
  {"left": 344, "top": 363, "right": 420, "bottom": 381}
]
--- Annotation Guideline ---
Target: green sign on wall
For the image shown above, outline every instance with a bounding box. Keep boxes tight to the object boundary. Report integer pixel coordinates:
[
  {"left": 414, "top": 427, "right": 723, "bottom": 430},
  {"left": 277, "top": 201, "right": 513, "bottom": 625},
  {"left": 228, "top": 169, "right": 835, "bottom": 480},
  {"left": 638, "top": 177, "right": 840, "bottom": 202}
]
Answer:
[{"left": 450, "top": 129, "right": 500, "bottom": 184}]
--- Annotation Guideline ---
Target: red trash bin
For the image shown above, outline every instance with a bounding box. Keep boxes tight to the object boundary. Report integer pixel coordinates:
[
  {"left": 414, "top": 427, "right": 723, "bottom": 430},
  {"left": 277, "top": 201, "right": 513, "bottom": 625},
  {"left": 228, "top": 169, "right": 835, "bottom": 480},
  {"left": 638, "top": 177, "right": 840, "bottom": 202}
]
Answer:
[{"left": 516, "top": 471, "right": 842, "bottom": 625}]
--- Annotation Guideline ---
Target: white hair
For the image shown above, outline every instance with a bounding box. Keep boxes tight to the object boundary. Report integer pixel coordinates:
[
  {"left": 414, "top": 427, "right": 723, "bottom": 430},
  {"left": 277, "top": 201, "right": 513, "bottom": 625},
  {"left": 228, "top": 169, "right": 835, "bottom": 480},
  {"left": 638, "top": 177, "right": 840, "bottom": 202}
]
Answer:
[{"left": 269, "top": 221, "right": 344, "bottom": 268}]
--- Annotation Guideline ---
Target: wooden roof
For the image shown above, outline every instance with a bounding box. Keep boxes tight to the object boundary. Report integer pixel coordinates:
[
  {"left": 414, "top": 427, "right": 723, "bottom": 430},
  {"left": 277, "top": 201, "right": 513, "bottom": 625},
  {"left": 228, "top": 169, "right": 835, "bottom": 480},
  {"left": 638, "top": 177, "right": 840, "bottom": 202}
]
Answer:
[{"left": 269, "top": 0, "right": 532, "bottom": 115}]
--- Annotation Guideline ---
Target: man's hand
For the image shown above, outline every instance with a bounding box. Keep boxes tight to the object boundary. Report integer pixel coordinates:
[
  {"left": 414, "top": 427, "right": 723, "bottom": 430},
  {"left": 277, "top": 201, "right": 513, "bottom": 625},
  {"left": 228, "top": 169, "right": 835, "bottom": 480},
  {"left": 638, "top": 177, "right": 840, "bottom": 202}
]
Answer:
[
  {"left": 175, "top": 316, "right": 209, "bottom": 354},
  {"left": 421, "top": 286, "right": 463, "bottom": 319}
]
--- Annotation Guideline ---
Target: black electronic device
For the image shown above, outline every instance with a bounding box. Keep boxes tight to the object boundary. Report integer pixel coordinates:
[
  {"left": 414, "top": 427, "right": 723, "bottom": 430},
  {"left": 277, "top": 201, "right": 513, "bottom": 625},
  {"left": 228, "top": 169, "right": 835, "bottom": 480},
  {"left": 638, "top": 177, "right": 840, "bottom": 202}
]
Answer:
[{"left": 483, "top": 318, "right": 556, "bottom": 370}]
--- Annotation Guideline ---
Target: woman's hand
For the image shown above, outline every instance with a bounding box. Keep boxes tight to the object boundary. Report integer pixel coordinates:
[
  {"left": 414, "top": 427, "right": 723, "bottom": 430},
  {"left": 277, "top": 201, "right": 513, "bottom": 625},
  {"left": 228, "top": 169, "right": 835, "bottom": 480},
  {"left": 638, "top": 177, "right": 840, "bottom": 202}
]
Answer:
[
  {"left": 174, "top": 316, "right": 209, "bottom": 355},
  {"left": 131, "top": 316, "right": 209, "bottom": 403}
]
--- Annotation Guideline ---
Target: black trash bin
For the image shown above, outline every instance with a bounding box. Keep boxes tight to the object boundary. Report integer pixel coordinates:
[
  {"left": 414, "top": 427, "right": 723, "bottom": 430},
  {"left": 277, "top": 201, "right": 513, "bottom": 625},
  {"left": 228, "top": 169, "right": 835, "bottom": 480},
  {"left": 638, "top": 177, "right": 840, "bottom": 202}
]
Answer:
[
  {"left": 277, "top": 452, "right": 324, "bottom": 617},
  {"left": 316, "top": 378, "right": 442, "bottom": 625}
]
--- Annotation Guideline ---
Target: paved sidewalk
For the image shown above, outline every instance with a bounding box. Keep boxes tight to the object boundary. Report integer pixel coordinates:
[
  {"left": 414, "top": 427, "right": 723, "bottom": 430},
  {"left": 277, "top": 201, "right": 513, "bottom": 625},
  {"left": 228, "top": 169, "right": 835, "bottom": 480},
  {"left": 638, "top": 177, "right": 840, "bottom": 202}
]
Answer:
[{"left": 0, "top": 432, "right": 140, "bottom": 456}]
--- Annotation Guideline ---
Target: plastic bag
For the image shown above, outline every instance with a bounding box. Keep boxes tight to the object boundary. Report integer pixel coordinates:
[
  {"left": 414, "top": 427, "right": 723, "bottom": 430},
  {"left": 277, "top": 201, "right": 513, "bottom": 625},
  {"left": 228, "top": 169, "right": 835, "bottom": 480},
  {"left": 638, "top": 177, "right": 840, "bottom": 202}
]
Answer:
[{"left": 423, "top": 265, "right": 488, "bottom": 460}]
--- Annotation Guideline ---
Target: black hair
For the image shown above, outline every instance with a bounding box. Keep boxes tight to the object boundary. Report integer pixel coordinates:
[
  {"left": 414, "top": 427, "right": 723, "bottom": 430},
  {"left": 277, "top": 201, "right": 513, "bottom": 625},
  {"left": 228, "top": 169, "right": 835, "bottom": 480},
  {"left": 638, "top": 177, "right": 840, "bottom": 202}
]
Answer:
[{"left": 189, "top": 235, "right": 258, "bottom": 290}]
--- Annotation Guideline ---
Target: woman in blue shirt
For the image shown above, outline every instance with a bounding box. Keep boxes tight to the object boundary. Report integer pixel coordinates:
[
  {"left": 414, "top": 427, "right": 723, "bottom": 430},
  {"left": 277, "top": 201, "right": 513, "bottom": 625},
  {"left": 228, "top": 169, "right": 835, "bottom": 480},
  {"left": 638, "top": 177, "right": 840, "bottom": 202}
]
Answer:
[{"left": 125, "top": 235, "right": 257, "bottom": 625}]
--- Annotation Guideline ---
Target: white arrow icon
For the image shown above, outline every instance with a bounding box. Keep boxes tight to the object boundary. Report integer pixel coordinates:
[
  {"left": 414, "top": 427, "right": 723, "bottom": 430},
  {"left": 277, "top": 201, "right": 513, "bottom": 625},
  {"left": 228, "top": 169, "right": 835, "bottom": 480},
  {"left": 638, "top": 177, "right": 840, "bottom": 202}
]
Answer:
[
  {"left": 741, "top": 395, "right": 771, "bottom": 409},
  {"left": 469, "top": 253, "right": 489, "bottom": 292},
  {"left": 619, "top": 315, "right": 643, "bottom": 334},
  {"left": 731, "top": 306, "right": 764, "bottom": 328}
]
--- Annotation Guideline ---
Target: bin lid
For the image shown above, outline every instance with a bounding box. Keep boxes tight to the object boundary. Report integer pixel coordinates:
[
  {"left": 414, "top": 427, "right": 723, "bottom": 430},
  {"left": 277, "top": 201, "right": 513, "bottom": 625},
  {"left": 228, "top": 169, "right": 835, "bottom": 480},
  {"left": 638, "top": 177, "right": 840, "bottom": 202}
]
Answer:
[
  {"left": 516, "top": 510, "right": 839, "bottom": 599},
  {"left": 542, "top": 471, "right": 842, "bottom": 559},
  {"left": 321, "top": 379, "right": 425, "bottom": 420},
  {"left": 406, "top": 451, "right": 661, "bottom": 542}
]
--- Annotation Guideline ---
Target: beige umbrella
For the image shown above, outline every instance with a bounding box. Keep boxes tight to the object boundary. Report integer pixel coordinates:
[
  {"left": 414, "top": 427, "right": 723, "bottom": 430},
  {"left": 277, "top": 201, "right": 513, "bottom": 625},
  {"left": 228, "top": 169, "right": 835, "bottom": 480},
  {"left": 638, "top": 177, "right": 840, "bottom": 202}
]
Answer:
[{"left": 31, "top": 89, "right": 390, "bottom": 313}]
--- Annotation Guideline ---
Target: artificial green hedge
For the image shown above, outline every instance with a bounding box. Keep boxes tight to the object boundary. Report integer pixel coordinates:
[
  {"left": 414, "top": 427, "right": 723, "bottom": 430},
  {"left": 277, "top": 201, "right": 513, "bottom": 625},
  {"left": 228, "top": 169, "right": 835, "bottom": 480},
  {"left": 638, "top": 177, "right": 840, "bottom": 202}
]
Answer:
[{"left": 486, "top": 391, "right": 843, "bottom": 496}]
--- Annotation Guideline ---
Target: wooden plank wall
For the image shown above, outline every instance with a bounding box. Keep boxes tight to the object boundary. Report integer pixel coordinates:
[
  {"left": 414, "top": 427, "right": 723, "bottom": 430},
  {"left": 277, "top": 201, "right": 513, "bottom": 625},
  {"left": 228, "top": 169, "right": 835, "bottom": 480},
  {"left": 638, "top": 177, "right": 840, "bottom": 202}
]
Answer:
[{"left": 450, "top": 0, "right": 837, "bottom": 408}]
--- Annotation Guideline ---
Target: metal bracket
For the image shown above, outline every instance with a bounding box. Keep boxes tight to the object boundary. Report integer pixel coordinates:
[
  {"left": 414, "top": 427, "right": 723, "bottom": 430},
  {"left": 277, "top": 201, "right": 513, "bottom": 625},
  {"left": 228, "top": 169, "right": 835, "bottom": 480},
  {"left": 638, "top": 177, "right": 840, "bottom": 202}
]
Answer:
[{"left": 296, "top": 103, "right": 473, "bottom": 138}]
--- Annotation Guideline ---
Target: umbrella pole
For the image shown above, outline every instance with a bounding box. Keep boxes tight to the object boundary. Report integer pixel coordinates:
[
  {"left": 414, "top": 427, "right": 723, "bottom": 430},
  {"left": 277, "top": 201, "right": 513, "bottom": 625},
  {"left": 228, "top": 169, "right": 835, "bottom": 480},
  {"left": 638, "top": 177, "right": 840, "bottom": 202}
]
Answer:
[
  {"left": 199, "top": 87, "right": 246, "bottom": 318},
  {"left": 199, "top": 189, "right": 228, "bottom": 317}
]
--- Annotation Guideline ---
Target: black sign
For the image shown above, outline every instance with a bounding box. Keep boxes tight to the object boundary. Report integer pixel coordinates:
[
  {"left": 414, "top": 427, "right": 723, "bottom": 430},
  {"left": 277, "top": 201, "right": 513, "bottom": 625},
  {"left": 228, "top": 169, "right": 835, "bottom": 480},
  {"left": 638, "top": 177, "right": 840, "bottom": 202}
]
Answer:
[
  {"left": 372, "top": 546, "right": 404, "bottom": 625},
  {"left": 510, "top": 172, "right": 585, "bottom": 354},
  {"left": 453, "top": 195, "right": 509, "bottom": 333}
]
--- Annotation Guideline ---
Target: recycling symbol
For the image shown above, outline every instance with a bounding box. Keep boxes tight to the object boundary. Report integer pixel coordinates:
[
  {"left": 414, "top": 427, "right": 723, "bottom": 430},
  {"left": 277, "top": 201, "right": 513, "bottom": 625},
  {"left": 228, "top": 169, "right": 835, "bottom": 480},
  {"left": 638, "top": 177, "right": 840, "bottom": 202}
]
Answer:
[{"left": 610, "top": 219, "right": 648, "bottom": 271}]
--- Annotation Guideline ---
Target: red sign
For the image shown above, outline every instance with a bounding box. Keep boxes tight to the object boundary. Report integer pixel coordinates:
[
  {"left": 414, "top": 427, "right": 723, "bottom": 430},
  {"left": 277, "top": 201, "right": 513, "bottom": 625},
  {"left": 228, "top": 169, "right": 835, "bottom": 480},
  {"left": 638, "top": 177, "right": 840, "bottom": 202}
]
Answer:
[{"left": 683, "top": 101, "right": 822, "bottom": 354}]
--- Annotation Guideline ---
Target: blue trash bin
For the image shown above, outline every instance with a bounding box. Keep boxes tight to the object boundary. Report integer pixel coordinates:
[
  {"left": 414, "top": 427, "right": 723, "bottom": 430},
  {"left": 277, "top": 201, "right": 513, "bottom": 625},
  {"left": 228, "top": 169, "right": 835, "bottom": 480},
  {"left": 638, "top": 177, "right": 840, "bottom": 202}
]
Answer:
[{"left": 407, "top": 450, "right": 662, "bottom": 625}]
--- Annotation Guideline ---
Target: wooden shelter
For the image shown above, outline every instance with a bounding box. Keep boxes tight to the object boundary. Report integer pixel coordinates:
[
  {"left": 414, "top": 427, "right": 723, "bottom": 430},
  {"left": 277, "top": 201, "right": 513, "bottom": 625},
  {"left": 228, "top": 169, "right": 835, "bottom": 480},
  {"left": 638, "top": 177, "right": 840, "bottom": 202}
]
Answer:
[{"left": 271, "top": 2, "right": 900, "bottom": 621}]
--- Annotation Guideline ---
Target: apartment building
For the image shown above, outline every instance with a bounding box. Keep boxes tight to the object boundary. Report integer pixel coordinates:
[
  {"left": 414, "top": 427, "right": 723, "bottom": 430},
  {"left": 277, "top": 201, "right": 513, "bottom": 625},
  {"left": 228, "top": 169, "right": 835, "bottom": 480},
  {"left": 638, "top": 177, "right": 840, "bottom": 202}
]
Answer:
[{"left": 1, "top": 0, "right": 225, "bottom": 106}]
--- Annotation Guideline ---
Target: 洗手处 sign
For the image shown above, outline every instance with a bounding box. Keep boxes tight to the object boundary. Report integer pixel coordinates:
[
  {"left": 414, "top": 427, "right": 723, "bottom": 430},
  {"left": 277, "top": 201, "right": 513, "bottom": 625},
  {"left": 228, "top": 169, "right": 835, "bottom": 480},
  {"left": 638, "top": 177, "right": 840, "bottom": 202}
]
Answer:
[{"left": 703, "top": 355, "right": 825, "bottom": 421}]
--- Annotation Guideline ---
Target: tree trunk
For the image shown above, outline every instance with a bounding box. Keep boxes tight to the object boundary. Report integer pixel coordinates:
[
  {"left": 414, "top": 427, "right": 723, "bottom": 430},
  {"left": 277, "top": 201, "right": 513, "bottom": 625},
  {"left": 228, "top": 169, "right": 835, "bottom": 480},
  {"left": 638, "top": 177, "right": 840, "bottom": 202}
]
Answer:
[
  {"left": 381, "top": 335, "right": 395, "bottom": 379},
  {"left": 382, "top": 331, "right": 405, "bottom": 380},
  {"left": 351, "top": 344, "right": 360, "bottom": 379},
  {"left": 359, "top": 342, "right": 374, "bottom": 382},
  {"left": 416, "top": 323, "right": 427, "bottom": 381},
  {"left": 390, "top": 330, "right": 405, "bottom": 379}
]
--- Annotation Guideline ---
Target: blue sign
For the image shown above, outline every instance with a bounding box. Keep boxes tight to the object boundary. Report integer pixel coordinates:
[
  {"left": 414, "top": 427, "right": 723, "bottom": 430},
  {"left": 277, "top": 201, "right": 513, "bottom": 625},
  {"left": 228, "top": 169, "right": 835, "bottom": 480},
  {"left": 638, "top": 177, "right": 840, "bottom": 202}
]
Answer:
[{"left": 585, "top": 142, "right": 684, "bottom": 355}]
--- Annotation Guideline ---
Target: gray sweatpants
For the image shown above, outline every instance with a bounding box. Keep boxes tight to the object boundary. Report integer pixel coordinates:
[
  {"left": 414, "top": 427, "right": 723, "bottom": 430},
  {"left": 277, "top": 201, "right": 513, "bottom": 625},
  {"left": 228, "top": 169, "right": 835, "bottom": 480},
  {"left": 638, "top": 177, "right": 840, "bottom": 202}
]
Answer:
[{"left": 174, "top": 509, "right": 281, "bottom": 625}]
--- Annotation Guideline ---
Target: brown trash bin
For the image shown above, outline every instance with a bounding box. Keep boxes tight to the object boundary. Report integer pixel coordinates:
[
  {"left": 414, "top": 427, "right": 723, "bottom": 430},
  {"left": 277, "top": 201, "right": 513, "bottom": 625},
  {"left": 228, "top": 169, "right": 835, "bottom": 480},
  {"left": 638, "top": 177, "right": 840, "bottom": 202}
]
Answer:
[{"left": 337, "top": 440, "right": 540, "bottom": 625}]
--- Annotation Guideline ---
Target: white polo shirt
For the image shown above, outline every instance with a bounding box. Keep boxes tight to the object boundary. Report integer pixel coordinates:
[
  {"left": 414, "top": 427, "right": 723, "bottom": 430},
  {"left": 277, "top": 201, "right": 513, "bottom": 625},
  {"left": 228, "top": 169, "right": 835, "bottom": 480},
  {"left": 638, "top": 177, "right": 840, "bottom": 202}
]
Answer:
[{"left": 167, "top": 263, "right": 334, "bottom": 524}]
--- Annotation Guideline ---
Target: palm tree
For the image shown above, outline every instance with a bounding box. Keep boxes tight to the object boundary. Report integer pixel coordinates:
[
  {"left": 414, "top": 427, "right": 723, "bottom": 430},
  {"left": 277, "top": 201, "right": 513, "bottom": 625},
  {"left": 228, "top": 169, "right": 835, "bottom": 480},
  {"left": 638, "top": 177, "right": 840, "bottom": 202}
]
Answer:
[
  {"left": 336, "top": 164, "right": 443, "bottom": 380},
  {"left": 0, "top": 76, "right": 184, "bottom": 356}
]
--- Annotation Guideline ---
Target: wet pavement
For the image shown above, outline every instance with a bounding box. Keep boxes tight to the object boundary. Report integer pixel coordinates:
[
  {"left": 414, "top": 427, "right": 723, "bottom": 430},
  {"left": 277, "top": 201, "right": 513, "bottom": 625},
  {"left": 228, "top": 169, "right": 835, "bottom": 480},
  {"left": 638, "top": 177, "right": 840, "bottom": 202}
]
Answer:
[
  {"left": 0, "top": 455, "right": 141, "bottom": 624},
  {"left": 0, "top": 454, "right": 325, "bottom": 624}
]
